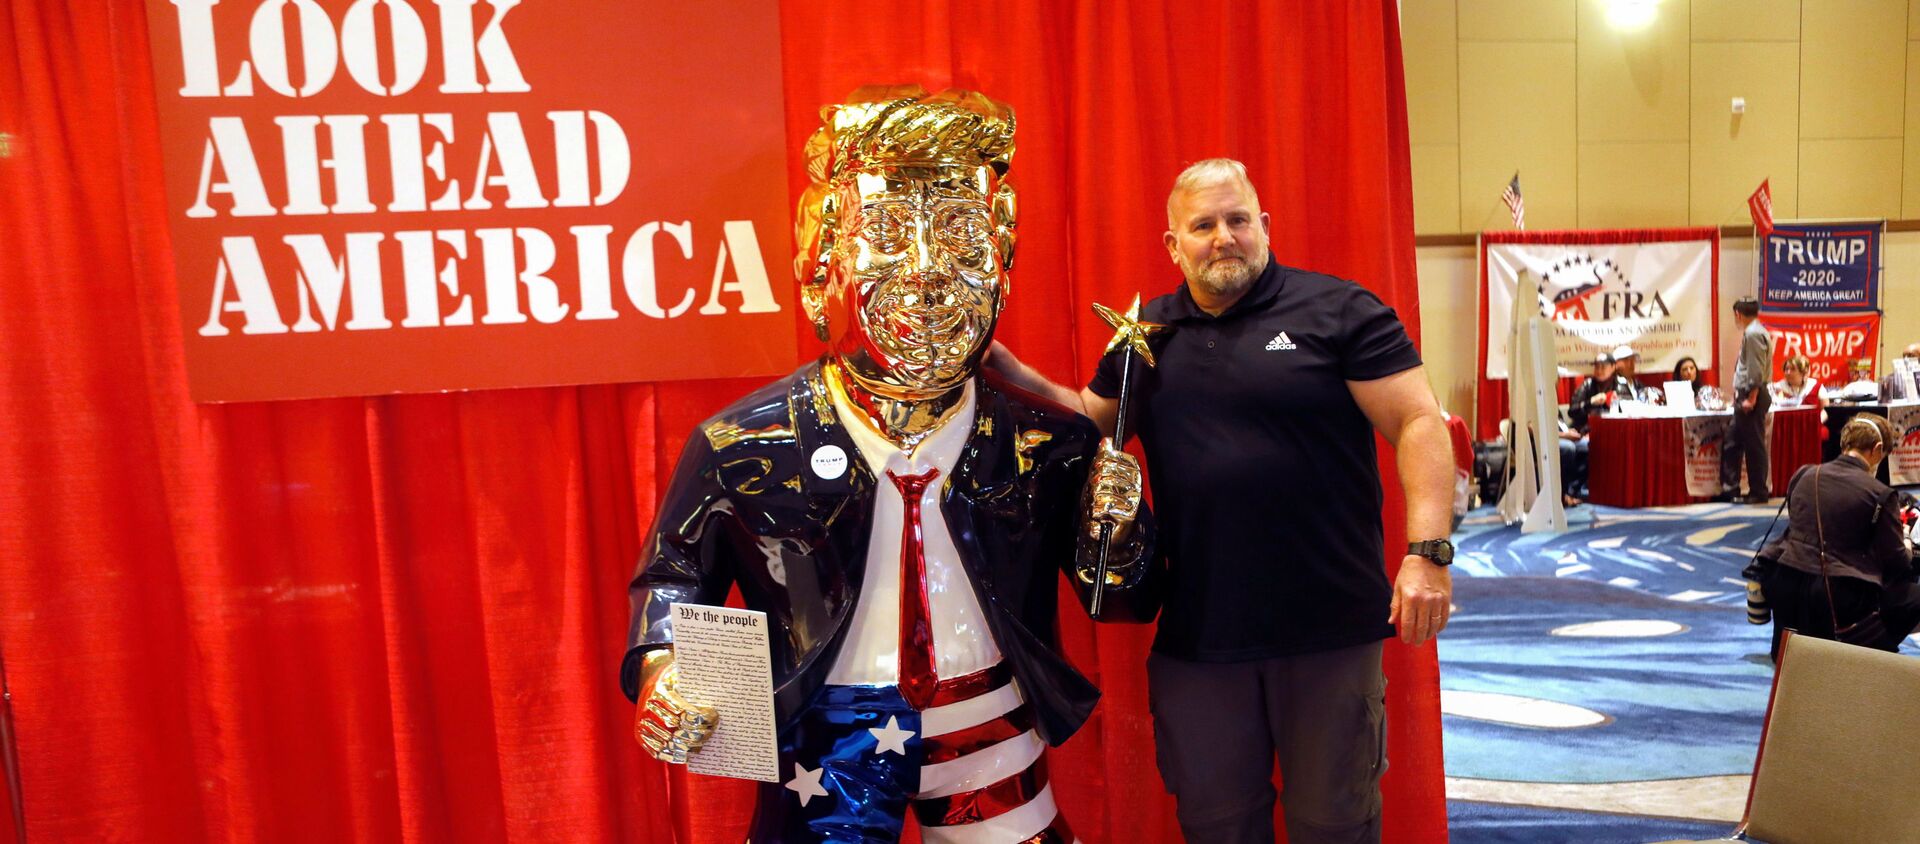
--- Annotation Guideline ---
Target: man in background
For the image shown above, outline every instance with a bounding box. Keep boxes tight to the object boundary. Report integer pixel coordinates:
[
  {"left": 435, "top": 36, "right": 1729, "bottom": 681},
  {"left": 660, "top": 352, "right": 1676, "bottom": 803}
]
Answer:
[
  {"left": 1568, "top": 352, "right": 1617, "bottom": 433},
  {"left": 1721, "top": 297, "right": 1773, "bottom": 503},
  {"left": 1610, "top": 345, "right": 1654, "bottom": 402}
]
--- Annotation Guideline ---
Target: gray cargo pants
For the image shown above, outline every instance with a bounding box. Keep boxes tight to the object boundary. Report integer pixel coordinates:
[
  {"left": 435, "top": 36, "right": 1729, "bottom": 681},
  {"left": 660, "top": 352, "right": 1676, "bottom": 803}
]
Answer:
[{"left": 1147, "top": 639, "right": 1387, "bottom": 844}]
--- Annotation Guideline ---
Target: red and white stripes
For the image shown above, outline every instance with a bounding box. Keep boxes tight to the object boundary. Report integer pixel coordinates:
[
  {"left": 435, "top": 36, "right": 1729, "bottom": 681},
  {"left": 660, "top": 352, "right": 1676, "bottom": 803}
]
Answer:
[{"left": 912, "top": 667, "right": 1077, "bottom": 844}]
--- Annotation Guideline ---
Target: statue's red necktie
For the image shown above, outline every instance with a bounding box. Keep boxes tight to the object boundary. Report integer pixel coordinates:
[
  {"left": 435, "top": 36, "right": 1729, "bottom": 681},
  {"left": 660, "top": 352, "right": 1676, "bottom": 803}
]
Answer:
[{"left": 887, "top": 468, "right": 940, "bottom": 710}]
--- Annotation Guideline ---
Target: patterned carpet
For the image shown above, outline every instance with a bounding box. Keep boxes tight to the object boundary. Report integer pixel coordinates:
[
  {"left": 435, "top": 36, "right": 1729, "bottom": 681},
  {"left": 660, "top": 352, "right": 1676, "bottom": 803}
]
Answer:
[{"left": 1441, "top": 498, "right": 1920, "bottom": 843}]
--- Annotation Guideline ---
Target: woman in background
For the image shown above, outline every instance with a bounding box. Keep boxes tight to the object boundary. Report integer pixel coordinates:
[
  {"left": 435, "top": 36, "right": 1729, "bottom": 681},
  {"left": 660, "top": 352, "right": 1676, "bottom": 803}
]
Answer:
[
  {"left": 1769, "top": 354, "right": 1824, "bottom": 412},
  {"left": 1754, "top": 414, "right": 1918, "bottom": 661},
  {"left": 1666, "top": 356, "right": 1711, "bottom": 408},
  {"left": 1671, "top": 357, "right": 1704, "bottom": 395}
]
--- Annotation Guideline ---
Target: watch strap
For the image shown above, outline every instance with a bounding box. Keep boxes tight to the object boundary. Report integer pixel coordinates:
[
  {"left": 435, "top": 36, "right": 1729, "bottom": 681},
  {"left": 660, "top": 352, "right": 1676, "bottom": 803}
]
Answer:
[{"left": 1409, "top": 539, "right": 1453, "bottom": 565}]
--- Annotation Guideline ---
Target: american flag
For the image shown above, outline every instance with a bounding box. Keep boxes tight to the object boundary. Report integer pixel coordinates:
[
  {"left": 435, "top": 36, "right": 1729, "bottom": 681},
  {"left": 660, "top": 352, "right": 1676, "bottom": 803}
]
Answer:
[{"left": 1500, "top": 173, "right": 1525, "bottom": 230}]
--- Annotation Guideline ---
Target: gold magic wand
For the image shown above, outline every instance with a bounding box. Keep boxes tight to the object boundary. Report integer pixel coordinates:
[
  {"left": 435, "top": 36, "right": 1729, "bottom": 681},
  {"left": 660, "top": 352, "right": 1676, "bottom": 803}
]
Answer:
[{"left": 1087, "top": 295, "right": 1166, "bottom": 618}]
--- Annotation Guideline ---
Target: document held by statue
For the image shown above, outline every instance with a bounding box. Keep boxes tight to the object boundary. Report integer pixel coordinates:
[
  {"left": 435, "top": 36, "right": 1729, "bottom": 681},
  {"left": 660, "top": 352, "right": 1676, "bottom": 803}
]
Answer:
[{"left": 669, "top": 603, "right": 779, "bottom": 782}]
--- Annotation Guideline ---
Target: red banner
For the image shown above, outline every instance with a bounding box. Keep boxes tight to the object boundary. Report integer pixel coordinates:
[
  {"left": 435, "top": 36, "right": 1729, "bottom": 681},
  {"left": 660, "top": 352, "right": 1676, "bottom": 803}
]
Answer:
[
  {"left": 1759, "top": 311, "right": 1881, "bottom": 384},
  {"left": 144, "top": 0, "right": 796, "bottom": 401}
]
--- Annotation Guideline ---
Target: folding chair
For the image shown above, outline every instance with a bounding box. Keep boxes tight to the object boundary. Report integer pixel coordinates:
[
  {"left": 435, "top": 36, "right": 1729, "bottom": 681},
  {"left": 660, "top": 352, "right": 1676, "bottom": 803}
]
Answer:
[{"left": 1653, "top": 631, "right": 1920, "bottom": 843}]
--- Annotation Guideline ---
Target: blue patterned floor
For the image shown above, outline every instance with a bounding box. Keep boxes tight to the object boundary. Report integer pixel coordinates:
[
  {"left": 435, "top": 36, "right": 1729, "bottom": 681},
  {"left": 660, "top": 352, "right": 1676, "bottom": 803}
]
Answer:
[
  {"left": 1441, "top": 498, "right": 1920, "bottom": 843},
  {"left": 1447, "top": 802, "right": 1726, "bottom": 843}
]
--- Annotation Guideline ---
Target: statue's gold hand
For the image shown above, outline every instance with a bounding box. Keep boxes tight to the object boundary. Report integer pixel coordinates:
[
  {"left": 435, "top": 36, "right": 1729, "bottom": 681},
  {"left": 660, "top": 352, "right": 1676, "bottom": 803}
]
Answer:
[
  {"left": 1079, "top": 438, "right": 1143, "bottom": 583},
  {"left": 633, "top": 650, "right": 718, "bottom": 765}
]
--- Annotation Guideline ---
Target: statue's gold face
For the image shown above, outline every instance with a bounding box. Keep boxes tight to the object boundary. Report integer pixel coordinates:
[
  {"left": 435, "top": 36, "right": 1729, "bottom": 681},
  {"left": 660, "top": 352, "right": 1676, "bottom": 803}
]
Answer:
[{"left": 820, "top": 166, "right": 1005, "bottom": 399}]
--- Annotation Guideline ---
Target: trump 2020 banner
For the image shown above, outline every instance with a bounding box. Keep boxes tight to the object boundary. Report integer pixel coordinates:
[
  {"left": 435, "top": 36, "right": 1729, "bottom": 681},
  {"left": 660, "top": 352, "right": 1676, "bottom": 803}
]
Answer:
[
  {"left": 1758, "top": 312, "right": 1882, "bottom": 385},
  {"left": 1889, "top": 403, "right": 1920, "bottom": 487},
  {"left": 145, "top": 0, "right": 795, "bottom": 401},
  {"left": 1482, "top": 229, "right": 1718, "bottom": 379},
  {"left": 1759, "top": 222, "right": 1882, "bottom": 312}
]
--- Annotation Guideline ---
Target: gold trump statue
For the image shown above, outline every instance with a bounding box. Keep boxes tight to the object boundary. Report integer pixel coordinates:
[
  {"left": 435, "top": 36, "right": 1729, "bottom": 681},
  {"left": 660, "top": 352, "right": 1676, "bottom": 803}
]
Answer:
[{"left": 621, "top": 86, "right": 1159, "bottom": 842}]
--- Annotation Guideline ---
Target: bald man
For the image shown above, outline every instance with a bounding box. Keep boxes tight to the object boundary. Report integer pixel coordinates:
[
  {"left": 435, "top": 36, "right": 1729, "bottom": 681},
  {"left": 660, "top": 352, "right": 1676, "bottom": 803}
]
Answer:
[{"left": 989, "top": 158, "right": 1454, "bottom": 844}]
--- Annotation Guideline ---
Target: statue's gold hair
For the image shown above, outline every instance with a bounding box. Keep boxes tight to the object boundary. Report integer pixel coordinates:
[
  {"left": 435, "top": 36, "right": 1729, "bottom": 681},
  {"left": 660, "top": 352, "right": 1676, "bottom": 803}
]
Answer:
[{"left": 793, "top": 86, "right": 1018, "bottom": 295}]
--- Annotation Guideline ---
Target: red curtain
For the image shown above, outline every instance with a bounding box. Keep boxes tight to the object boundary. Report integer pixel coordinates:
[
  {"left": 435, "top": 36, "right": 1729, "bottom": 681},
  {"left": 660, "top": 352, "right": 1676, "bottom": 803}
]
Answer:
[{"left": 0, "top": 2, "right": 1442, "bottom": 842}]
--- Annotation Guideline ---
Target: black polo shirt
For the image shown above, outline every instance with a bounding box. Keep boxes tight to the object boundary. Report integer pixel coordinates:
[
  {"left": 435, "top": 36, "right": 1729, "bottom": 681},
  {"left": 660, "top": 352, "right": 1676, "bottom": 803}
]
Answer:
[{"left": 1089, "top": 256, "right": 1422, "bottom": 661}]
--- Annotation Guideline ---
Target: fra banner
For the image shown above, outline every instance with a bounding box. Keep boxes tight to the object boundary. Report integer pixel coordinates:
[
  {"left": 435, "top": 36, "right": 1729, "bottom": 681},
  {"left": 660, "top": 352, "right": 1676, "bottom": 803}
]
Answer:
[
  {"left": 145, "top": 0, "right": 796, "bottom": 401},
  {"left": 1482, "top": 229, "right": 1718, "bottom": 379},
  {"left": 1758, "top": 222, "right": 1882, "bottom": 312}
]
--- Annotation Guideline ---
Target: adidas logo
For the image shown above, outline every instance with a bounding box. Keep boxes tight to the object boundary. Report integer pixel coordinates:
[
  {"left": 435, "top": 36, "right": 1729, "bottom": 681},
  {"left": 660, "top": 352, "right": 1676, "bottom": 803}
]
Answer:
[{"left": 1264, "top": 331, "right": 1297, "bottom": 351}]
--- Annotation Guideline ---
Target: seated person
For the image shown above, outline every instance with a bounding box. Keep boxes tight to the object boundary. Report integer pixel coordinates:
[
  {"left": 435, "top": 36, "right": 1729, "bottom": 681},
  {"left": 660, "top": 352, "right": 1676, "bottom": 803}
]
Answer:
[
  {"left": 1836, "top": 357, "right": 1882, "bottom": 402},
  {"left": 1769, "top": 354, "right": 1824, "bottom": 410},
  {"left": 1609, "top": 345, "right": 1654, "bottom": 402},
  {"left": 1879, "top": 342, "right": 1920, "bottom": 402},
  {"left": 1753, "top": 414, "right": 1920, "bottom": 661},
  {"left": 1556, "top": 421, "right": 1588, "bottom": 506},
  {"left": 1665, "top": 355, "right": 1707, "bottom": 408},
  {"left": 1568, "top": 352, "right": 1617, "bottom": 433},
  {"left": 1558, "top": 352, "right": 1624, "bottom": 505}
]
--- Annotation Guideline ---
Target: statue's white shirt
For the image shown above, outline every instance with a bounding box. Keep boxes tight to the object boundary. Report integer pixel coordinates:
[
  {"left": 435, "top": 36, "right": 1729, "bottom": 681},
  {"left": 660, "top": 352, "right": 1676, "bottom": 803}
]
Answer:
[{"left": 825, "top": 380, "right": 1003, "bottom": 686}]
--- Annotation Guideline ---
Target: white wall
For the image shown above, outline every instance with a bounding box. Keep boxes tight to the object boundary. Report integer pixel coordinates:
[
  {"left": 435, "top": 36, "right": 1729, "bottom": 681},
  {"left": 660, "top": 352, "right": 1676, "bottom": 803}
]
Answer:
[{"left": 1415, "top": 230, "right": 1920, "bottom": 431}]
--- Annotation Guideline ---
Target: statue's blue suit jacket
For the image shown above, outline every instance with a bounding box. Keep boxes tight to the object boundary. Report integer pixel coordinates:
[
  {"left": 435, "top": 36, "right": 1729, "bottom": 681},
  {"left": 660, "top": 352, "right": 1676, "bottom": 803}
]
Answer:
[{"left": 621, "top": 359, "right": 1157, "bottom": 746}]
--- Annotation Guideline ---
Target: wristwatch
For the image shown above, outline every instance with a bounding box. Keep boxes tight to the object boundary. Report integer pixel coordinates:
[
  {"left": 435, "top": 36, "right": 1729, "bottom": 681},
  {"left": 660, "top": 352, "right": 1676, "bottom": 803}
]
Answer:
[{"left": 1408, "top": 538, "right": 1454, "bottom": 566}]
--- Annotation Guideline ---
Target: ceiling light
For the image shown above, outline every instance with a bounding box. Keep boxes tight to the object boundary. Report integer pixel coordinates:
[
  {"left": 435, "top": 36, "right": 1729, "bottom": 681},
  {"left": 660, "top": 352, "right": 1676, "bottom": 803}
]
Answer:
[{"left": 1605, "top": 0, "right": 1660, "bottom": 31}]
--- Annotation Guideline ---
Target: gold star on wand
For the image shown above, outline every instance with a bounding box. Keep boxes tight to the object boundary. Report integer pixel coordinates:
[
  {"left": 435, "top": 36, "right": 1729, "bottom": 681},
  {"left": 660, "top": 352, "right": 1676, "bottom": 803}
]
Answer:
[{"left": 1093, "top": 295, "right": 1167, "bottom": 367}]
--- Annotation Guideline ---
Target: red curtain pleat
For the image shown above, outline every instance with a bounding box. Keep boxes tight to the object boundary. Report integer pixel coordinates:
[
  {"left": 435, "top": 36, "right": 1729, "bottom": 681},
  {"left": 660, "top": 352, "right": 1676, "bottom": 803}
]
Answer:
[{"left": 0, "top": 1, "right": 1443, "bottom": 841}]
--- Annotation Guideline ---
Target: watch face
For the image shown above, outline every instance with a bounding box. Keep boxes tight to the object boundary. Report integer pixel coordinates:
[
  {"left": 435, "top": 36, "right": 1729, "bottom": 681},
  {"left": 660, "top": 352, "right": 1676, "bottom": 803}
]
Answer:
[{"left": 1415, "top": 540, "right": 1454, "bottom": 564}]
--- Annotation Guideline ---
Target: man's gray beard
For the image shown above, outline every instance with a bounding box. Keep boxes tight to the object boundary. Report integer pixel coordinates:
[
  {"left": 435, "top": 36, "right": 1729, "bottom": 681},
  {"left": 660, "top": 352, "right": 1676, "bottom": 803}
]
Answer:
[{"left": 1187, "top": 251, "right": 1268, "bottom": 299}]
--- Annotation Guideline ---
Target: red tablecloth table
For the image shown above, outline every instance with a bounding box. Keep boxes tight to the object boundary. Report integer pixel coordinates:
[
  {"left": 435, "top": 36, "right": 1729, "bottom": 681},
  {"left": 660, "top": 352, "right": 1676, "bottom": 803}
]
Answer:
[{"left": 1586, "top": 406, "right": 1822, "bottom": 508}]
